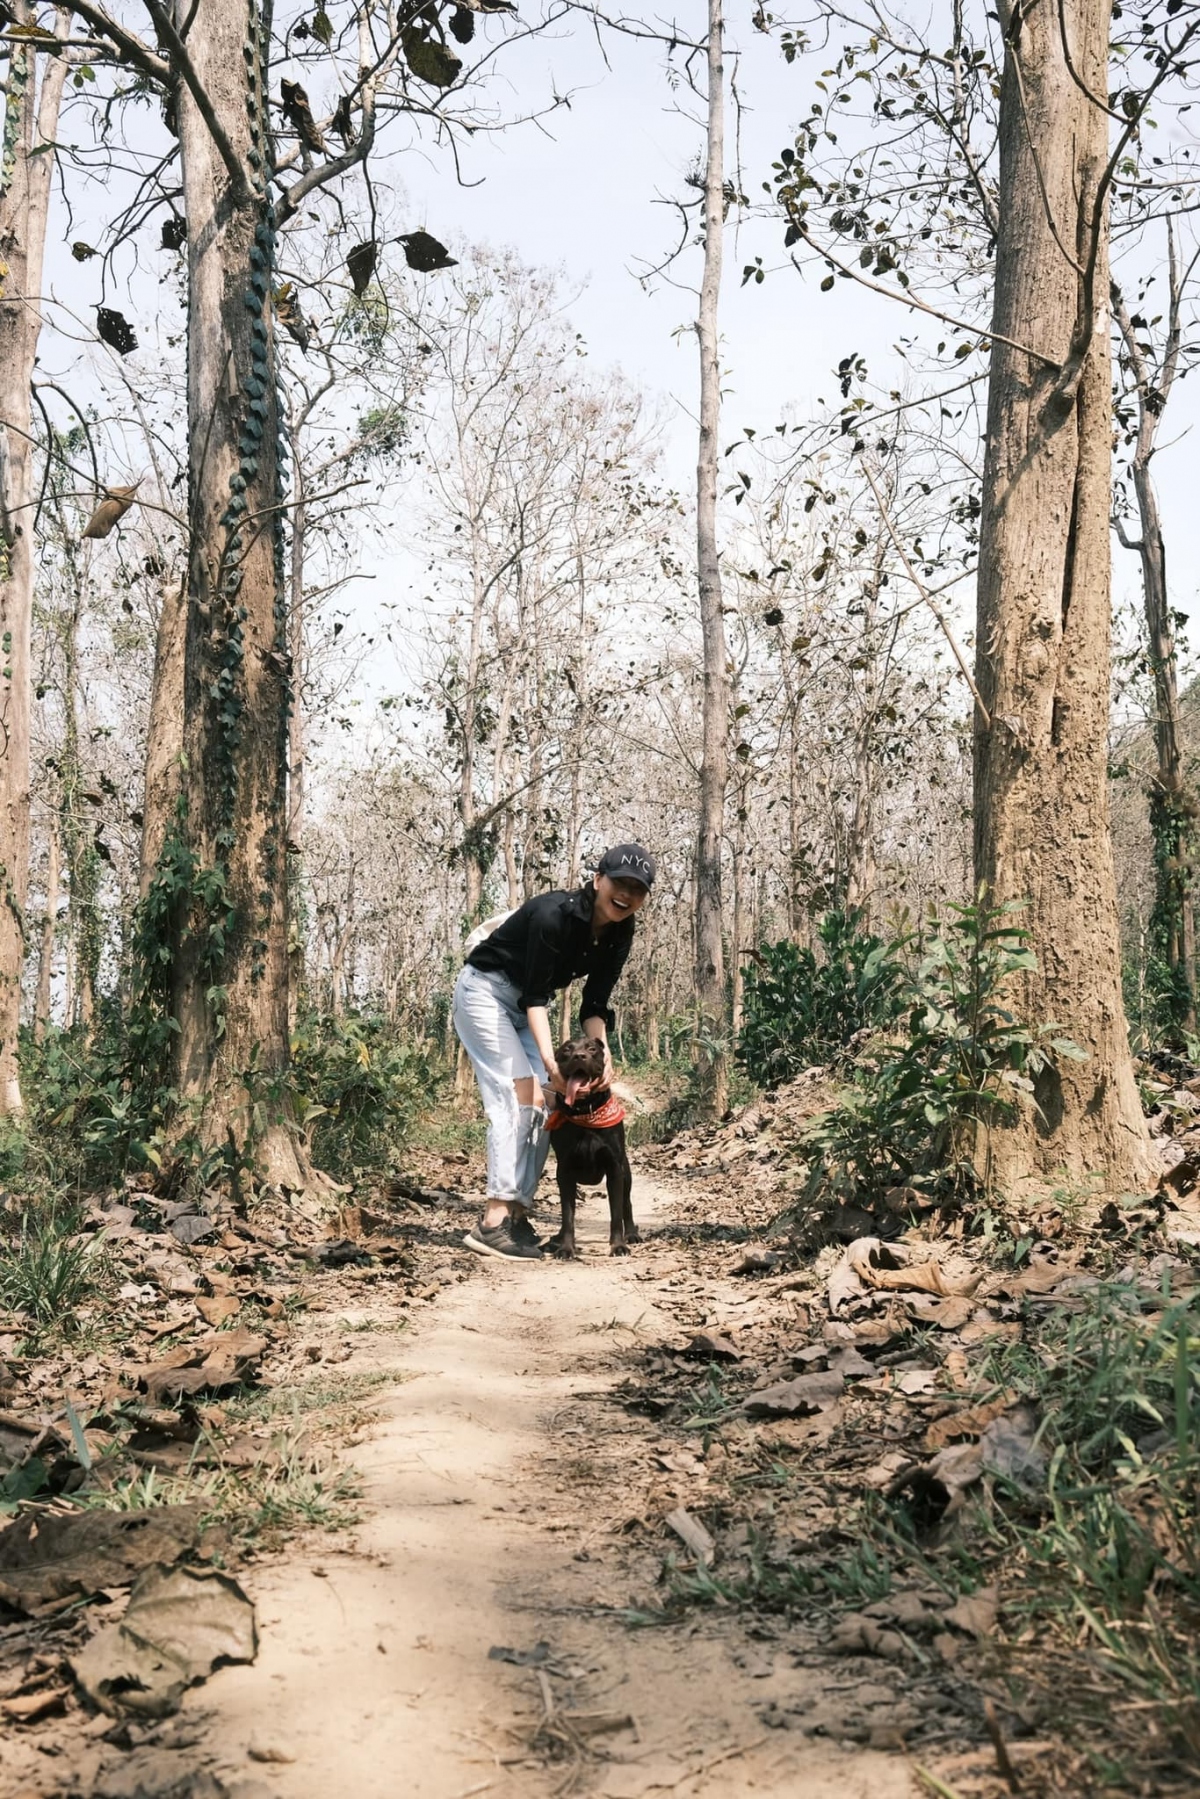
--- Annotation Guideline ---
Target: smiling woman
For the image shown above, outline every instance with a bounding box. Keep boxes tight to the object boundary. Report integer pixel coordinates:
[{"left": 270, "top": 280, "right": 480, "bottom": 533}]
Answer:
[{"left": 451, "top": 844, "right": 656, "bottom": 1262}]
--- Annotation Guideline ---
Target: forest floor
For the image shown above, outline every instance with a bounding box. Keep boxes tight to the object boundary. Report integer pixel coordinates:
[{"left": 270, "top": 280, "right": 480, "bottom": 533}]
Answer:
[{"left": 3, "top": 1072, "right": 1200, "bottom": 1797}]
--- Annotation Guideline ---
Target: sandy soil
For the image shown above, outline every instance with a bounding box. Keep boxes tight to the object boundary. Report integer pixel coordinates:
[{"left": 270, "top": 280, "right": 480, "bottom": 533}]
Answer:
[{"left": 193, "top": 1177, "right": 916, "bottom": 1799}]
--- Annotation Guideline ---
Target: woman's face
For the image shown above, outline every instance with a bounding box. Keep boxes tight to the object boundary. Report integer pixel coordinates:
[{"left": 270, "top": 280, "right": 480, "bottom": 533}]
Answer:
[{"left": 593, "top": 872, "right": 650, "bottom": 927}]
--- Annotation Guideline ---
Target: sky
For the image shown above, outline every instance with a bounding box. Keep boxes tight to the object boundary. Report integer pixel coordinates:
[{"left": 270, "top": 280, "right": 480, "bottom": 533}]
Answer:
[
  {"left": 36, "top": 1, "right": 1200, "bottom": 709},
  {"left": 364, "top": 0, "right": 1200, "bottom": 677},
  {"left": 405, "top": 11, "right": 906, "bottom": 480}
]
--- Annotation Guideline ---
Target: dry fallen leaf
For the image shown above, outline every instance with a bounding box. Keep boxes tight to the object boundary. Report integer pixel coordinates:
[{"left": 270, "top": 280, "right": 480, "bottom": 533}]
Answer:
[
  {"left": 1, "top": 1685, "right": 68, "bottom": 1721},
  {"left": 943, "top": 1584, "right": 999, "bottom": 1638},
  {"left": 195, "top": 1295, "right": 240, "bottom": 1327},
  {"left": 82, "top": 483, "right": 138, "bottom": 540},
  {"left": 743, "top": 1370, "right": 844, "bottom": 1417},
  {"left": 924, "top": 1391, "right": 1017, "bottom": 1452}
]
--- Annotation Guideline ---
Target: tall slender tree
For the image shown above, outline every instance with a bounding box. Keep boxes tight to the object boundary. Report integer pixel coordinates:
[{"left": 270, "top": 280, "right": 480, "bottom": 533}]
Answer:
[
  {"left": 694, "top": 0, "right": 730, "bottom": 1115},
  {"left": 0, "top": 5, "right": 70, "bottom": 1111},
  {"left": 1112, "top": 235, "right": 1200, "bottom": 1036}
]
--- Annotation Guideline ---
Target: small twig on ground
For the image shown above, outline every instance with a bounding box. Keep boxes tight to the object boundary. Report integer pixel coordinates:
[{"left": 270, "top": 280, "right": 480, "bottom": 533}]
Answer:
[
  {"left": 912, "top": 1766, "right": 968, "bottom": 1799},
  {"left": 983, "top": 1698, "right": 1023, "bottom": 1793},
  {"left": 664, "top": 1735, "right": 771, "bottom": 1791},
  {"left": 536, "top": 1667, "right": 556, "bottom": 1720}
]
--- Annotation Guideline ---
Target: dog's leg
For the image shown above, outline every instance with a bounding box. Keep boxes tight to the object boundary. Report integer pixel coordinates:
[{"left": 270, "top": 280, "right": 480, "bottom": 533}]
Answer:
[
  {"left": 622, "top": 1162, "right": 639, "bottom": 1245},
  {"left": 548, "top": 1170, "right": 579, "bottom": 1259},
  {"left": 606, "top": 1163, "right": 630, "bottom": 1256}
]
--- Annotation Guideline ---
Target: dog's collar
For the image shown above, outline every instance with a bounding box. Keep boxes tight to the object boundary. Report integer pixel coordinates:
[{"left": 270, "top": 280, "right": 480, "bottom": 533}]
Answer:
[{"left": 548, "top": 1091, "right": 626, "bottom": 1131}]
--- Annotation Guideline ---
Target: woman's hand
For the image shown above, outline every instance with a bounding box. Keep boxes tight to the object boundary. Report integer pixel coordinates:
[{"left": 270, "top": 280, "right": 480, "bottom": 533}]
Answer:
[
  {"left": 546, "top": 1062, "right": 568, "bottom": 1096},
  {"left": 597, "top": 1042, "right": 615, "bottom": 1088}
]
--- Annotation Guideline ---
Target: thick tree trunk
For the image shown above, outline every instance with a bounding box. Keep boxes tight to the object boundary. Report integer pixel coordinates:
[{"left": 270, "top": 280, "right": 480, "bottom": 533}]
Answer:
[
  {"left": 694, "top": 0, "right": 730, "bottom": 1117},
  {"left": 171, "top": 0, "right": 309, "bottom": 1190},
  {"left": 140, "top": 576, "right": 186, "bottom": 896},
  {"left": 34, "top": 823, "right": 58, "bottom": 1041},
  {"left": 0, "top": 13, "right": 68, "bottom": 1109},
  {"left": 973, "top": 0, "right": 1153, "bottom": 1188}
]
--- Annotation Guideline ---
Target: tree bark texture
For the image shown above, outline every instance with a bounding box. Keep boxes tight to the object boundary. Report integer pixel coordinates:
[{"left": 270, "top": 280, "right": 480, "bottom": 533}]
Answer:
[
  {"left": 0, "top": 10, "right": 68, "bottom": 1108},
  {"left": 171, "top": 0, "right": 304, "bottom": 1186},
  {"left": 1112, "top": 272, "right": 1195, "bottom": 1034},
  {"left": 33, "top": 822, "right": 57, "bottom": 1041},
  {"left": 140, "top": 576, "right": 187, "bottom": 897},
  {"left": 59, "top": 550, "right": 98, "bottom": 1029},
  {"left": 694, "top": 0, "right": 730, "bottom": 1116},
  {"left": 974, "top": 0, "right": 1153, "bottom": 1187}
]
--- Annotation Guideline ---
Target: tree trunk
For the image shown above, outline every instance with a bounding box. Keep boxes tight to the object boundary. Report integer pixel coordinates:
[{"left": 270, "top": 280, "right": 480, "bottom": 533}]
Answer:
[
  {"left": 731, "top": 794, "right": 746, "bottom": 1039},
  {"left": 140, "top": 576, "right": 187, "bottom": 896},
  {"left": 34, "top": 822, "right": 58, "bottom": 1041},
  {"left": 1112, "top": 271, "right": 1195, "bottom": 1036},
  {"left": 694, "top": 0, "right": 730, "bottom": 1118},
  {"left": 59, "top": 542, "right": 98, "bottom": 1030},
  {"left": 845, "top": 556, "right": 884, "bottom": 916},
  {"left": 1136, "top": 447, "right": 1195, "bottom": 1035},
  {"left": 0, "top": 10, "right": 68, "bottom": 1109},
  {"left": 459, "top": 527, "right": 488, "bottom": 926},
  {"left": 287, "top": 478, "right": 306, "bottom": 860},
  {"left": 973, "top": 0, "right": 1153, "bottom": 1188},
  {"left": 171, "top": 0, "right": 310, "bottom": 1190},
  {"left": 645, "top": 958, "right": 660, "bottom": 1062}
]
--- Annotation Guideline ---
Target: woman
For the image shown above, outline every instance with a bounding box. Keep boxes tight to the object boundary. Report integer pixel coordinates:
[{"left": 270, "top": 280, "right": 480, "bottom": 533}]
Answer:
[{"left": 452, "top": 843, "right": 656, "bottom": 1260}]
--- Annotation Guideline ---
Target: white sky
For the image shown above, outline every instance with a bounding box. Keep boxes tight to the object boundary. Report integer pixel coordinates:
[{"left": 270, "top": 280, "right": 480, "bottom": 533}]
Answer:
[
  {"left": 419, "top": 10, "right": 1199, "bottom": 566},
  {"left": 37, "top": 2, "right": 1200, "bottom": 714}
]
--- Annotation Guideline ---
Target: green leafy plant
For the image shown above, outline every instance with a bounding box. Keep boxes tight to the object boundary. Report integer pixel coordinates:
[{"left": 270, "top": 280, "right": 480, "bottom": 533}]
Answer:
[
  {"left": 737, "top": 909, "right": 904, "bottom": 1088},
  {"left": 0, "top": 1205, "right": 108, "bottom": 1328},
  {"left": 19, "top": 1011, "right": 176, "bottom": 1188},
  {"left": 287, "top": 1011, "right": 437, "bottom": 1181},
  {"left": 797, "top": 891, "right": 1085, "bottom": 1211}
]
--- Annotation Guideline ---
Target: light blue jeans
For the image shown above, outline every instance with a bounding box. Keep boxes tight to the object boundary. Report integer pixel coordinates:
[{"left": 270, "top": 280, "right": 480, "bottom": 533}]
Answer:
[{"left": 452, "top": 964, "right": 551, "bottom": 1206}]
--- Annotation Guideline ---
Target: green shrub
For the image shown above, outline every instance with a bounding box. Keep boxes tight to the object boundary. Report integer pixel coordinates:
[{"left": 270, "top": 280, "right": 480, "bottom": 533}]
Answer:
[
  {"left": 737, "top": 909, "right": 904, "bottom": 1088},
  {"left": 17, "top": 1008, "right": 436, "bottom": 1195},
  {"left": 20, "top": 1012, "right": 167, "bottom": 1188},
  {"left": 288, "top": 1011, "right": 438, "bottom": 1181},
  {"left": 797, "top": 892, "right": 1085, "bottom": 1211}
]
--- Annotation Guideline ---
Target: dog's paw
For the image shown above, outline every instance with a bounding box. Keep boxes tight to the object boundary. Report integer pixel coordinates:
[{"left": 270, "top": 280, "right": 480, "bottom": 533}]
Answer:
[
  {"left": 625, "top": 1226, "right": 641, "bottom": 1244},
  {"left": 610, "top": 1241, "right": 631, "bottom": 1257},
  {"left": 547, "top": 1236, "right": 578, "bottom": 1259}
]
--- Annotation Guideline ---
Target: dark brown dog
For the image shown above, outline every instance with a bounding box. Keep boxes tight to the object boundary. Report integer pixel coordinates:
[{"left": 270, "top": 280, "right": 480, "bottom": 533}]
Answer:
[{"left": 546, "top": 1037, "right": 638, "bottom": 1258}]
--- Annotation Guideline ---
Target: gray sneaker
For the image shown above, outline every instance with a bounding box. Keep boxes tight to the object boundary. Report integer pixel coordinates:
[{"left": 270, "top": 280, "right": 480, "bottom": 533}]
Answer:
[{"left": 463, "top": 1218, "right": 543, "bottom": 1261}]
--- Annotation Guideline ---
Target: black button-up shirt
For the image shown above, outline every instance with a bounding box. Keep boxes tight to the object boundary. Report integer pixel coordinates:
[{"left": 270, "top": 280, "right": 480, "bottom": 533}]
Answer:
[{"left": 465, "top": 885, "right": 635, "bottom": 1028}]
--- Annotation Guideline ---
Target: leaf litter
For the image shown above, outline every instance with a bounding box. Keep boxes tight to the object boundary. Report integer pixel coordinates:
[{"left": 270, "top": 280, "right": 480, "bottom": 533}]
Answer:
[
  {"left": 586, "top": 1066, "right": 1200, "bottom": 1794},
  {"left": 0, "top": 1142, "right": 481, "bottom": 1797}
]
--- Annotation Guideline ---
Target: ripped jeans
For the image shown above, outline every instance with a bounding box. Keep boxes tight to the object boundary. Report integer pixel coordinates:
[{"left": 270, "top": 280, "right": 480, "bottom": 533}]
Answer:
[{"left": 452, "top": 964, "right": 551, "bottom": 1207}]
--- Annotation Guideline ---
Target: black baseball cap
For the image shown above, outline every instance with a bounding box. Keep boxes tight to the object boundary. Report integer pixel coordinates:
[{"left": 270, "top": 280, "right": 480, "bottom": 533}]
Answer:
[{"left": 597, "top": 843, "right": 656, "bottom": 888}]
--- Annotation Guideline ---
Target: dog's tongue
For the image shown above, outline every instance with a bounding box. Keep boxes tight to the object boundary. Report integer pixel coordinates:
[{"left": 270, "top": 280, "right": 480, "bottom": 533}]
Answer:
[{"left": 565, "top": 1075, "right": 587, "bottom": 1108}]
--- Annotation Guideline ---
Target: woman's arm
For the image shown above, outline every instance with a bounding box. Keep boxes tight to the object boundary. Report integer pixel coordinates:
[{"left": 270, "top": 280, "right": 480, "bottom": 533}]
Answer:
[
  {"left": 582, "top": 1015, "right": 615, "bottom": 1086},
  {"left": 525, "top": 1007, "right": 564, "bottom": 1092}
]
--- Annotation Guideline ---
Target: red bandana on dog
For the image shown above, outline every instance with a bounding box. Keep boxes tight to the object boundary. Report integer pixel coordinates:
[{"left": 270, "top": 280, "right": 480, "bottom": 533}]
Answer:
[{"left": 547, "top": 1093, "right": 626, "bottom": 1131}]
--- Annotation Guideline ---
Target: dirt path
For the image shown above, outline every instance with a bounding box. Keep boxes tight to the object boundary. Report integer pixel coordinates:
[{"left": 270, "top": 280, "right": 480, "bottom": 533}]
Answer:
[{"left": 196, "top": 1179, "right": 916, "bottom": 1798}]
